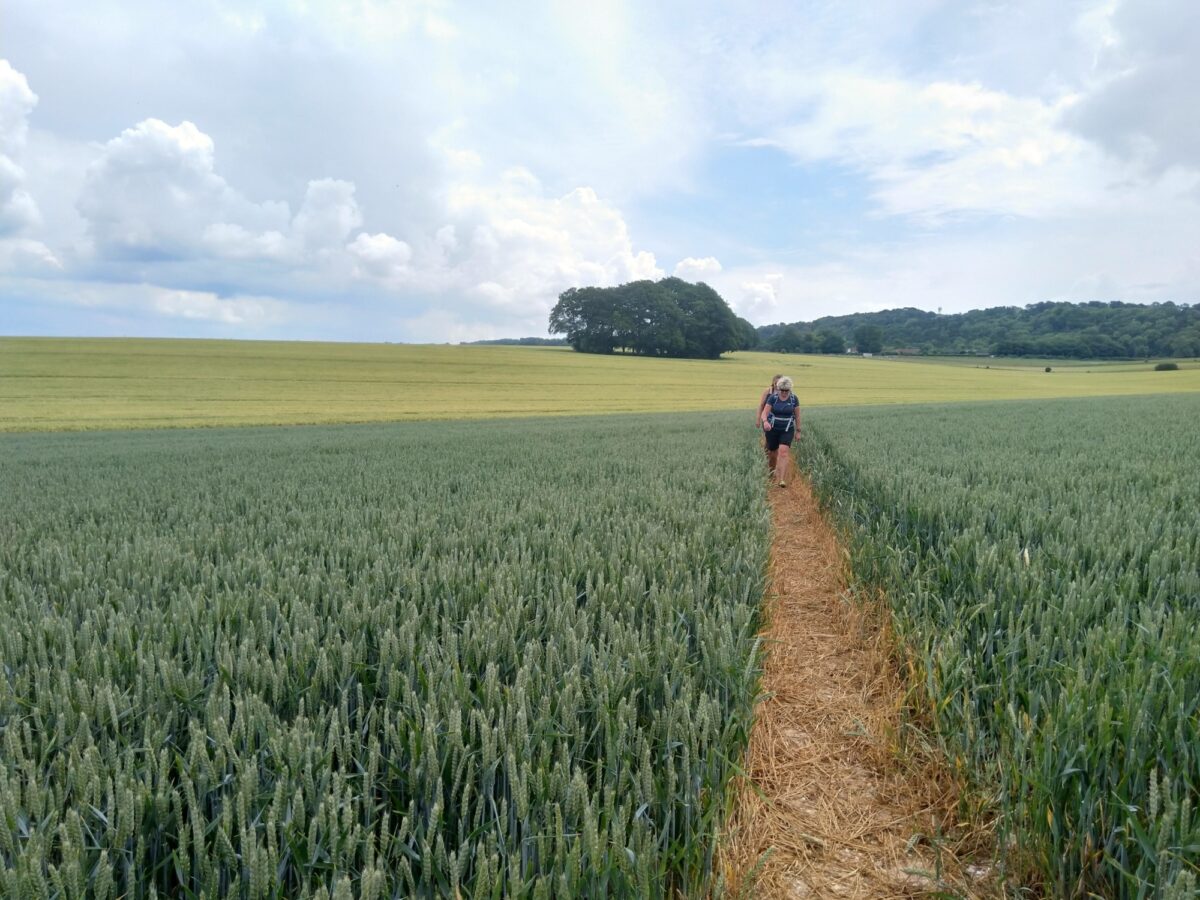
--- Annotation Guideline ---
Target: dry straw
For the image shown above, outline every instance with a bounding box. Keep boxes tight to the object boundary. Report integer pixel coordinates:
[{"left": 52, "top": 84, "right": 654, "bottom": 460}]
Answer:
[{"left": 720, "top": 478, "right": 990, "bottom": 899}]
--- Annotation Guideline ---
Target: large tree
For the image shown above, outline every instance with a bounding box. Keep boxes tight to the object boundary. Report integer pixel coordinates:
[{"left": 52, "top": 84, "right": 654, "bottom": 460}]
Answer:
[
  {"left": 854, "top": 324, "right": 884, "bottom": 354},
  {"left": 549, "top": 278, "right": 744, "bottom": 359},
  {"left": 818, "top": 330, "right": 846, "bottom": 354}
]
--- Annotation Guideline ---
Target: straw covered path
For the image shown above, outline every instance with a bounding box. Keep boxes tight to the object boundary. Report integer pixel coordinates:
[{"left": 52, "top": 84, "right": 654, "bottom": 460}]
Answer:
[{"left": 722, "top": 475, "right": 983, "bottom": 898}]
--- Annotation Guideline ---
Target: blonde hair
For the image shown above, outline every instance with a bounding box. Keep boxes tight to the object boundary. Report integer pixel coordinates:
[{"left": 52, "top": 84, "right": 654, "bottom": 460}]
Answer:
[{"left": 776, "top": 376, "right": 793, "bottom": 391}]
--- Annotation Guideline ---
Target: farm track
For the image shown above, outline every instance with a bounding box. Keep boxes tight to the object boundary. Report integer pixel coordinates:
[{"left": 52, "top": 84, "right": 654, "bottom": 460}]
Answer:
[{"left": 724, "top": 475, "right": 983, "bottom": 899}]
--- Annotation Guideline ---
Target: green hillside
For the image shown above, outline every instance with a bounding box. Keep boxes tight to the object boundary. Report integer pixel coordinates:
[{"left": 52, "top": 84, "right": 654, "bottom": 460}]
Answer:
[{"left": 758, "top": 300, "right": 1200, "bottom": 358}]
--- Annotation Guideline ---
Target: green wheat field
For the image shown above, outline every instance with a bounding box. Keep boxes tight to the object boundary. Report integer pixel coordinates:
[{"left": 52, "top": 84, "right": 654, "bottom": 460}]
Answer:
[{"left": 2, "top": 336, "right": 1199, "bottom": 897}]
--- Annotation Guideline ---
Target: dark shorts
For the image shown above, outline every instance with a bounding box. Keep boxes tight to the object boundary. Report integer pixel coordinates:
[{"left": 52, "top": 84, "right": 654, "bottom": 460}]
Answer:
[{"left": 765, "top": 427, "right": 794, "bottom": 450}]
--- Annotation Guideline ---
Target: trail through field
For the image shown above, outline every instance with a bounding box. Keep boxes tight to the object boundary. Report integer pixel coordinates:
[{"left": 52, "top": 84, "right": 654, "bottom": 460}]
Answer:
[{"left": 725, "top": 476, "right": 979, "bottom": 898}]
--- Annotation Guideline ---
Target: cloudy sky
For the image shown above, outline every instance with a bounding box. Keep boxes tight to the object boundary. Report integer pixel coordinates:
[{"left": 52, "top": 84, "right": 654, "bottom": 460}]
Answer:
[{"left": 1, "top": 0, "right": 1198, "bottom": 342}]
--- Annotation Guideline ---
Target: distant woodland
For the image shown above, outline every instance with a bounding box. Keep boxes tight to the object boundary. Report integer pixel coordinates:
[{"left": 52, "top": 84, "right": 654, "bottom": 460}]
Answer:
[
  {"left": 539, "top": 291, "right": 1200, "bottom": 360},
  {"left": 464, "top": 337, "right": 568, "bottom": 346},
  {"left": 757, "top": 301, "right": 1200, "bottom": 358}
]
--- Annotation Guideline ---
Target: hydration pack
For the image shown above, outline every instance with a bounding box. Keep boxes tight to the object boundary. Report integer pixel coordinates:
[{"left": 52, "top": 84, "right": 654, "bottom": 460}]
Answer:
[{"left": 766, "top": 392, "right": 796, "bottom": 432}]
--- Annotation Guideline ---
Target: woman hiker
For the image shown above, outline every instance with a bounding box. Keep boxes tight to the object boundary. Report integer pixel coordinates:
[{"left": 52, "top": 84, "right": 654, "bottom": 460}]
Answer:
[
  {"left": 756, "top": 373, "right": 782, "bottom": 458},
  {"left": 760, "top": 375, "right": 800, "bottom": 487},
  {"left": 756, "top": 374, "right": 782, "bottom": 426}
]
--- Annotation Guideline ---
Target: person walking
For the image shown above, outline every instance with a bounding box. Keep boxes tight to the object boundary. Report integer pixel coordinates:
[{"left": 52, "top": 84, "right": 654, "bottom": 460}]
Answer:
[
  {"left": 756, "top": 374, "right": 782, "bottom": 426},
  {"left": 760, "top": 376, "right": 800, "bottom": 487},
  {"left": 756, "top": 374, "right": 782, "bottom": 463}
]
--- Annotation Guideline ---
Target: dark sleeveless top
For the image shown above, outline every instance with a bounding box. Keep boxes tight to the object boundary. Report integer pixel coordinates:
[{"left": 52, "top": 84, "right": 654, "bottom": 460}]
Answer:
[{"left": 765, "top": 392, "right": 799, "bottom": 431}]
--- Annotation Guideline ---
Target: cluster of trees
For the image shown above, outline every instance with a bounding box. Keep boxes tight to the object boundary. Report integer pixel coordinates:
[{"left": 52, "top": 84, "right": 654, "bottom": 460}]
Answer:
[
  {"left": 758, "top": 301, "right": 1200, "bottom": 359},
  {"left": 549, "top": 278, "right": 757, "bottom": 359}
]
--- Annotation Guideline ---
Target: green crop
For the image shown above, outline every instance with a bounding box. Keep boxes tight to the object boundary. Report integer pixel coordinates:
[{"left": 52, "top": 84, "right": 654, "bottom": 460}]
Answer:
[
  {"left": 0, "top": 413, "right": 768, "bottom": 897},
  {"left": 799, "top": 395, "right": 1200, "bottom": 898}
]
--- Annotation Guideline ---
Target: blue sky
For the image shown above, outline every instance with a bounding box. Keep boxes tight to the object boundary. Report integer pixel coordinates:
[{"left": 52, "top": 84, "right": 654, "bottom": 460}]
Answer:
[{"left": 1, "top": 0, "right": 1198, "bottom": 341}]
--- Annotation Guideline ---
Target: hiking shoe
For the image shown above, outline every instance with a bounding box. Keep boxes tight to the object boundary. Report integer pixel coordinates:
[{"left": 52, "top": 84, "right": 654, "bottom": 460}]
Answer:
[{"left": 778, "top": 480, "right": 787, "bottom": 488}]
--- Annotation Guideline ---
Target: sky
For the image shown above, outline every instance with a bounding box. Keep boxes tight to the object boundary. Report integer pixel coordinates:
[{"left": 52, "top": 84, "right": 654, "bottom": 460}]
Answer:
[{"left": 1, "top": 0, "right": 1198, "bottom": 342}]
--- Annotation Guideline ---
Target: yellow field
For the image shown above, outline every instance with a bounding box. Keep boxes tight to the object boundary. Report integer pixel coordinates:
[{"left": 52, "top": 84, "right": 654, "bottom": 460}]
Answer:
[{"left": 2, "top": 337, "right": 1198, "bottom": 431}]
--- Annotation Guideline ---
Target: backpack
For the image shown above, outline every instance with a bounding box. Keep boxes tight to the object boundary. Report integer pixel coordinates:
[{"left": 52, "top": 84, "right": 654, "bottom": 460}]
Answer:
[{"left": 766, "top": 393, "right": 796, "bottom": 431}]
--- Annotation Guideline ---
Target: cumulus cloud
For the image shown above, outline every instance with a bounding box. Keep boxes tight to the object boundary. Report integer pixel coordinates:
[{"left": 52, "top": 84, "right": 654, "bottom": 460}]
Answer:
[
  {"left": 10, "top": 2, "right": 1196, "bottom": 342},
  {"left": 201, "top": 223, "right": 291, "bottom": 261},
  {"left": 426, "top": 167, "right": 662, "bottom": 317},
  {"left": 293, "top": 179, "right": 363, "bottom": 254},
  {"left": 673, "top": 256, "right": 723, "bottom": 281},
  {"left": 0, "top": 59, "right": 41, "bottom": 235},
  {"left": 0, "top": 61, "right": 35, "bottom": 151},
  {"left": 347, "top": 232, "right": 413, "bottom": 284},
  {"left": 0, "top": 156, "right": 40, "bottom": 235},
  {"left": 76, "top": 119, "right": 377, "bottom": 273},
  {"left": 77, "top": 119, "right": 288, "bottom": 259},
  {"left": 151, "top": 288, "right": 287, "bottom": 324},
  {"left": 736, "top": 275, "right": 782, "bottom": 318},
  {"left": 10, "top": 105, "right": 663, "bottom": 338},
  {"left": 339, "top": 162, "right": 662, "bottom": 329}
]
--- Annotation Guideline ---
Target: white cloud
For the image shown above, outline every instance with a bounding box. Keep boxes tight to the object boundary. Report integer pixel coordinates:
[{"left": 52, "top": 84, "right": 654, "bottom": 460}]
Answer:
[
  {"left": 717, "top": 199, "right": 1200, "bottom": 325},
  {"left": 673, "top": 256, "right": 722, "bottom": 282},
  {"left": 151, "top": 287, "right": 286, "bottom": 324},
  {"left": 292, "top": 179, "right": 363, "bottom": 254},
  {"left": 0, "top": 156, "right": 40, "bottom": 235},
  {"left": 423, "top": 13, "right": 459, "bottom": 40},
  {"left": 5, "top": 2, "right": 1199, "bottom": 342},
  {"left": 344, "top": 161, "right": 663, "bottom": 324},
  {"left": 7, "top": 104, "right": 663, "bottom": 338},
  {"left": 77, "top": 119, "right": 288, "bottom": 259},
  {"left": 734, "top": 275, "right": 781, "bottom": 319},
  {"left": 0, "top": 61, "right": 36, "bottom": 152},
  {"left": 430, "top": 169, "right": 662, "bottom": 316},
  {"left": 201, "top": 223, "right": 291, "bottom": 261},
  {"left": 347, "top": 231, "right": 413, "bottom": 284},
  {"left": 755, "top": 74, "right": 1112, "bottom": 222},
  {"left": 0, "top": 276, "right": 293, "bottom": 333},
  {"left": 396, "top": 308, "right": 504, "bottom": 344},
  {"left": 0, "top": 237, "right": 60, "bottom": 272},
  {"left": 76, "top": 119, "right": 374, "bottom": 270},
  {"left": 0, "top": 59, "right": 40, "bottom": 235}
]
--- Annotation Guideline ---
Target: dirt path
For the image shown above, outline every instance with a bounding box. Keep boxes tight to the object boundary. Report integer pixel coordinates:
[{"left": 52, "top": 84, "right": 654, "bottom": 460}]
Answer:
[{"left": 723, "top": 476, "right": 981, "bottom": 898}]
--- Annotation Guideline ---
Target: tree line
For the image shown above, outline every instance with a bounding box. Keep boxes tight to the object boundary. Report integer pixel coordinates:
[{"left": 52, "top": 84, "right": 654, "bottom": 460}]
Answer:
[
  {"left": 758, "top": 301, "right": 1200, "bottom": 359},
  {"left": 549, "top": 278, "right": 756, "bottom": 359},
  {"left": 546, "top": 291, "right": 1199, "bottom": 360}
]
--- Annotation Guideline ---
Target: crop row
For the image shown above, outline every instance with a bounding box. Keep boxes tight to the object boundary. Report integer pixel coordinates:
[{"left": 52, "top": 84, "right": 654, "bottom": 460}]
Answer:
[
  {"left": 798, "top": 394, "right": 1200, "bottom": 898},
  {"left": 0, "top": 414, "right": 768, "bottom": 898}
]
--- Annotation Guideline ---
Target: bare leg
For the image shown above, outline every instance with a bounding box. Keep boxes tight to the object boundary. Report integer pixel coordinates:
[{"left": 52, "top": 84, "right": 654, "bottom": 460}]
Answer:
[
  {"left": 775, "top": 443, "right": 790, "bottom": 485},
  {"left": 766, "top": 447, "right": 777, "bottom": 473}
]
